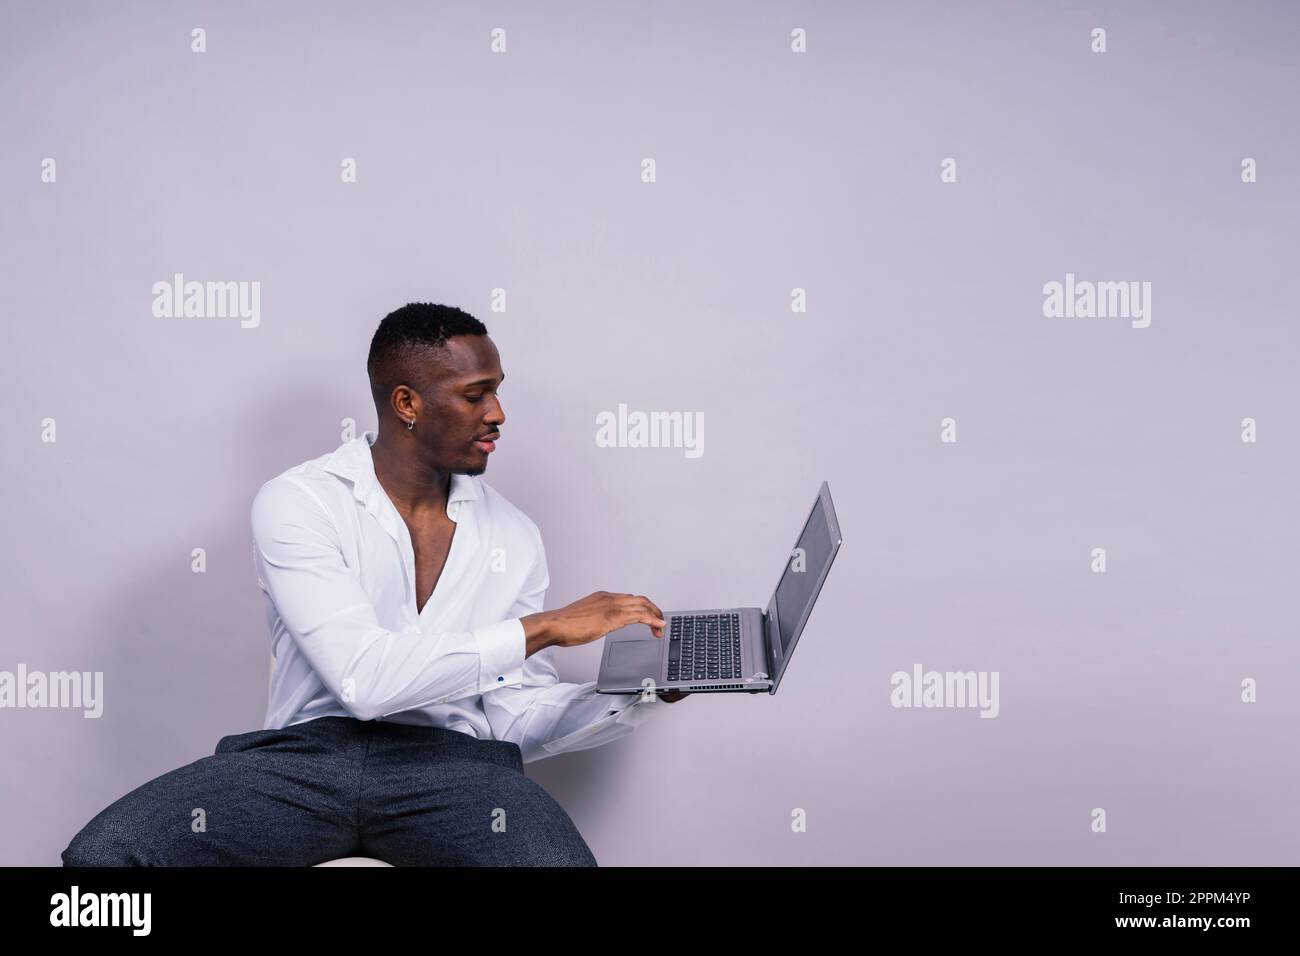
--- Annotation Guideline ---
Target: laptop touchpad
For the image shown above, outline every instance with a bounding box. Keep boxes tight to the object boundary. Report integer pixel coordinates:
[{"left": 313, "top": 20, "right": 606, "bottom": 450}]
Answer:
[{"left": 608, "top": 640, "right": 663, "bottom": 683}]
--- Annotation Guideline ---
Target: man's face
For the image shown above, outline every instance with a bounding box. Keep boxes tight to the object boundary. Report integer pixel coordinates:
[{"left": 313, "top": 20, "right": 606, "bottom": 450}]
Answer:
[{"left": 410, "top": 335, "right": 505, "bottom": 477}]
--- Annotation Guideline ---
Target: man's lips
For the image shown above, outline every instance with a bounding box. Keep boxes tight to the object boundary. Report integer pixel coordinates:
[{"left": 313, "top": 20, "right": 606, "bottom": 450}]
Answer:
[{"left": 473, "top": 433, "right": 499, "bottom": 453}]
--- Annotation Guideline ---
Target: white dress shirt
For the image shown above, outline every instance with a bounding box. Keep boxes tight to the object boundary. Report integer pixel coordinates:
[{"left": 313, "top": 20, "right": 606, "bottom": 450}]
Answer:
[{"left": 250, "top": 430, "right": 657, "bottom": 763}]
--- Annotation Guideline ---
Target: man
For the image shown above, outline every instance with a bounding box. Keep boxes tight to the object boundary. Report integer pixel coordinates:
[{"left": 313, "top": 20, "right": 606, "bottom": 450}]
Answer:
[{"left": 62, "top": 302, "right": 686, "bottom": 867}]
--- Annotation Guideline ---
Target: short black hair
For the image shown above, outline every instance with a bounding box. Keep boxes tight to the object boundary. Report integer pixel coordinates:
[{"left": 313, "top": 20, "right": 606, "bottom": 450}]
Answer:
[{"left": 367, "top": 302, "right": 488, "bottom": 411}]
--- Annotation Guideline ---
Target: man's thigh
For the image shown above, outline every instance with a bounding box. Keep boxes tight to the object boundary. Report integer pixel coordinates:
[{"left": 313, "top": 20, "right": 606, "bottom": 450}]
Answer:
[
  {"left": 62, "top": 724, "right": 361, "bottom": 866},
  {"left": 358, "top": 756, "right": 598, "bottom": 867}
]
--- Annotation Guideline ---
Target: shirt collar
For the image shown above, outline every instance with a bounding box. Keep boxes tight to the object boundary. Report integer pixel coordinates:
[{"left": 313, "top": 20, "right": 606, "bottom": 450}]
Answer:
[{"left": 323, "top": 430, "right": 482, "bottom": 509}]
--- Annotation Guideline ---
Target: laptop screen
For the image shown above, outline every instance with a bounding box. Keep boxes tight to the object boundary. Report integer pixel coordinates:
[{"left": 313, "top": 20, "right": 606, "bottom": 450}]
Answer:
[{"left": 772, "top": 495, "right": 836, "bottom": 672}]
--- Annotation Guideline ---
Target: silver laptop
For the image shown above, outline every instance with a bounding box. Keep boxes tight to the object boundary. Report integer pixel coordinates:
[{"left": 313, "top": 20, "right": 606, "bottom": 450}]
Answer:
[{"left": 596, "top": 482, "right": 842, "bottom": 696}]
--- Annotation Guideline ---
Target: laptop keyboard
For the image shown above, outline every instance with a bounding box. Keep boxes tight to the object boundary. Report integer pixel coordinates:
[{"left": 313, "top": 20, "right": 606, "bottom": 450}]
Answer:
[{"left": 667, "top": 613, "right": 742, "bottom": 682}]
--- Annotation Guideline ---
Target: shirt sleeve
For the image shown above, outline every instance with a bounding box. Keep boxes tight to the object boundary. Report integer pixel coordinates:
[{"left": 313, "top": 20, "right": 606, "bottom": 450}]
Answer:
[
  {"left": 251, "top": 476, "right": 528, "bottom": 722},
  {"left": 479, "top": 525, "right": 662, "bottom": 764}
]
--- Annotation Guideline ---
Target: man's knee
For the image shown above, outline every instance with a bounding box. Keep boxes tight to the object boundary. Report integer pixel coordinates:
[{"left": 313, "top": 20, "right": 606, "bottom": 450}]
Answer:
[
  {"left": 62, "top": 822, "right": 146, "bottom": 867},
  {"left": 526, "top": 834, "right": 598, "bottom": 867},
  {"left": 490, "top": 774, "right": 599, "bottom": 867}
]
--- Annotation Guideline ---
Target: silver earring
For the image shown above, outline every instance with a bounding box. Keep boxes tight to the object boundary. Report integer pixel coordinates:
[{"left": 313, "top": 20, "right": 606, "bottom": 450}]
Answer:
[{"left": 405, "top": 418, "right": 415, "bottom": 431}]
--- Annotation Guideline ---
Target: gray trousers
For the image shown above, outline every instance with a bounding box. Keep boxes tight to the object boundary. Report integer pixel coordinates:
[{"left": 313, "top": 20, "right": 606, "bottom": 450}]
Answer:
[{"left": 61, "top": 716, "right": 598, "bottom": 866}]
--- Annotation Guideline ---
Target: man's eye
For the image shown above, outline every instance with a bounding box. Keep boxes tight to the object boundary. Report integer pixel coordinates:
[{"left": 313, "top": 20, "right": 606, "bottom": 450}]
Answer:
[{"left": 466, "top": 394, "right": 483, "bottom": 403}]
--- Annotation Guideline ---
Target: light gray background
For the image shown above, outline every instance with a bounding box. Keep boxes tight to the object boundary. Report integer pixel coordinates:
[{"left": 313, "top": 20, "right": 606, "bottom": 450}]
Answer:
[{"left": 2, "top": 0, "right": 1297, "bottom": 866}]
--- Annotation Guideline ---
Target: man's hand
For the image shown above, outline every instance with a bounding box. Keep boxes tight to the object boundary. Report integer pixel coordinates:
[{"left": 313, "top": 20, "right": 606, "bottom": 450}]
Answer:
[
  {"left": 523, "top": 590, "right": 667, "bottom": 656},
  {"left": 520, "top": 591, "right": 690, "bottom": 702}
]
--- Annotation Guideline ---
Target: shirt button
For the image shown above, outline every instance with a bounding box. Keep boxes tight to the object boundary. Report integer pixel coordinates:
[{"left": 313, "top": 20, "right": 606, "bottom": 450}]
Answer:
[{"left": 497, "top": 676, "right": 505, "bottom": 683}]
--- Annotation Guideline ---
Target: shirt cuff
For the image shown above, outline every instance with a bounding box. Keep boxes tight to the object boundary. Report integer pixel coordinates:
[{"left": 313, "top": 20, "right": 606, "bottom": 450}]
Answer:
[
  {"left": 539, "top": 691, "right": 659, "bottom": 757},
  {"left": 612, "top": 693, "right": 659, "bottom": 731},
  {"left": 601, "top": 689, "right": 645, "bottom": 716},
  {"left": 472, "top": 618, "right": 526, "bottom": 694}
]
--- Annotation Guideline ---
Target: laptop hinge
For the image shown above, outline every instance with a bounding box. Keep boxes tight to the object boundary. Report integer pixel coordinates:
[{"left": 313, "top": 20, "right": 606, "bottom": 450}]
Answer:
[{"left": 760, "top": 610, "right": 775, "bottom": 678}]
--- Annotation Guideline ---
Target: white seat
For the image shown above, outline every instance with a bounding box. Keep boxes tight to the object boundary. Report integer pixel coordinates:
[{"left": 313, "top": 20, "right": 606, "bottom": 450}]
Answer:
[
  {"left": 313, "top": 857, "right": 393, "bottom": 867},
  {"left": 271, "top": 652, "right": 392, "bottom": 867}
]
